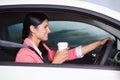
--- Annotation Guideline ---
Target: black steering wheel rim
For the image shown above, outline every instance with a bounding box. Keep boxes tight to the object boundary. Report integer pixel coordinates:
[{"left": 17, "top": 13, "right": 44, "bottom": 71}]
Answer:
[{"left": 94, "top": 40, "right": 113, "bottom": 66}]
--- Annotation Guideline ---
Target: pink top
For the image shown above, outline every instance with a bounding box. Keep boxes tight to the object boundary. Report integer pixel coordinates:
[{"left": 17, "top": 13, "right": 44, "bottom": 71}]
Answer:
[{"left": 15, "top": 38, "right": 79, "bottom": 63}]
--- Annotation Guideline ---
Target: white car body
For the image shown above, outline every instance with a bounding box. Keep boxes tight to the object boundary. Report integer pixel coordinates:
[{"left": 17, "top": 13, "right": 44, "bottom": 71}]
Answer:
[
  {"left": 0, "top": 65, "right": 119, "bottom": 80},
  {"left": 0, "top": 0, "right": 120, "bottom": 80},
  {"left": 0, "top": 0, "right": 120, "bottom": 20}
]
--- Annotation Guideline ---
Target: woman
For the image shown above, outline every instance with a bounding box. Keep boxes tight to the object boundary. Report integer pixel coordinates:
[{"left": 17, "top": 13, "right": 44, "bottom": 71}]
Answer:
[{"left": 15, "top": 12, "right": 111, "bottom": 64}]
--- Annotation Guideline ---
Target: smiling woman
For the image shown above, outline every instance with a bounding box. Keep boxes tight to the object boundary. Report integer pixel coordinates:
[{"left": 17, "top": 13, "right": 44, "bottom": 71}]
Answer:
[
  {"left": 8, "top": 20, "right": 115, "bottom": 64},
  {"left": 7, "top": 12, "right": 109, "bottom": 64},
  {"left": 0, "top": 5, "right": 119, "bottom": 64}
]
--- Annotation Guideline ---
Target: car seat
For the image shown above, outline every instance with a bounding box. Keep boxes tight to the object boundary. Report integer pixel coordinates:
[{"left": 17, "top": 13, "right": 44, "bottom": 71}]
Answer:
[{"left": 0, "top": 24, "right": 18, "bottom": 62}]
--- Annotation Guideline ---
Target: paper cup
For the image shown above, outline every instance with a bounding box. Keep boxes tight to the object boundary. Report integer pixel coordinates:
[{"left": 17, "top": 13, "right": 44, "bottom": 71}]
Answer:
[{"left": 57, "top": 42, "right": 68, "bottom": 51}]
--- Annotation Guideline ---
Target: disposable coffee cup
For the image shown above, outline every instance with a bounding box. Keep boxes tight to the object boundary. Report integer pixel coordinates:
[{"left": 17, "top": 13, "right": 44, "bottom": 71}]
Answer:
[{"left": 57, "top": 42, "right": 68, "bottom": 51}]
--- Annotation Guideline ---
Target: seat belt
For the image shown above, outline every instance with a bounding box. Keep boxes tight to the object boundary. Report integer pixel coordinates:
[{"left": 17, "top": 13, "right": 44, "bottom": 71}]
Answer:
[
  {"left": 0, "top": 40, "right": 48, "bottom": 63},
  {"left": 0, "top": 40, "right": 27, "bottom": 48},
  {"left": 27, "top": 46, "right": 49, "bottom": 63}
]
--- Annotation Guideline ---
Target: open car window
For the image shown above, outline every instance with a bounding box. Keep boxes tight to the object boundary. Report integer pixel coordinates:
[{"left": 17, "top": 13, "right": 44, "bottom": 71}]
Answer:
[
  {"left": 8, "top": 21, "right": 115, "bottom": 49},
  {"left": 8, "top": 20, "right": 119, "bottom": 66}
]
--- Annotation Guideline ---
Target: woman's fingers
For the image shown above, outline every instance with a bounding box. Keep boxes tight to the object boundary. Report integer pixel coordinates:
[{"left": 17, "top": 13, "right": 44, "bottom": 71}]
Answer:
[{"left": 52, "top": 48, "right": 69, "bottom": 64}]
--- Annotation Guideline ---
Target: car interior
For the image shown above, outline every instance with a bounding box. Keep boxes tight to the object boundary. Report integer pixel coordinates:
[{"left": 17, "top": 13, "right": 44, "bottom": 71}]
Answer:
[{"left": 0, "top": 8, "right": 120, "bottom": 67}]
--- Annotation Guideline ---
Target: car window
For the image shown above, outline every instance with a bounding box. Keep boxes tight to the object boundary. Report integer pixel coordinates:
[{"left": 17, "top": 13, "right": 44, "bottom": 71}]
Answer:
[
  {"left": 0, "top": 5, "right": 119, "bottom": 68},
  {"left": 8, "top": 23, "right": 23, "bottom": 43},
  {"left": 8, "top": 21, "right": 115, "bottom": 50}
]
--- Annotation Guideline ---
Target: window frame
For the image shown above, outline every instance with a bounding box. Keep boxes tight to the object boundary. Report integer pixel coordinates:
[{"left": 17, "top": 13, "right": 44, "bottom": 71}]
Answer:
[{"left": 0, "top": 4, "right": 120, "bottom": 69}]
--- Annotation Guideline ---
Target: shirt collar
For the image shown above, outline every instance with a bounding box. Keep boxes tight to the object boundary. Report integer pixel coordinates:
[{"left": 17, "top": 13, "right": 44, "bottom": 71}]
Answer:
[{"left": 27, "top": 38, "right": 43, "bottom": 59}]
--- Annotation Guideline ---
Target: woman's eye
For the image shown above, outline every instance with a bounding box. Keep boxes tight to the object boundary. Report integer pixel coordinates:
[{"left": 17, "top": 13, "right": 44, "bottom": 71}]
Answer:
[{"left": 45, "top": 26, "right": 48, "bottom": 28}]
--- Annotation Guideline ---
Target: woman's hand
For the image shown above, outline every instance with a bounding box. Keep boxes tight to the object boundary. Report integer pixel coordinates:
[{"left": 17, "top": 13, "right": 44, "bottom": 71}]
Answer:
[
  {"left": 100, "top": 37, "right": 114, "bottom": 46},
  {"left": 52, "top": 48, "right": 69, "bottom": 64}
]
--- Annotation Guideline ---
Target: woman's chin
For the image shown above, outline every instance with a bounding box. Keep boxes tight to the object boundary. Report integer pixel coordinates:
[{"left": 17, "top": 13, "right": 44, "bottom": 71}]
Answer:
[{"left": 43, "top": 38, "right": 48, "bottom": 41}]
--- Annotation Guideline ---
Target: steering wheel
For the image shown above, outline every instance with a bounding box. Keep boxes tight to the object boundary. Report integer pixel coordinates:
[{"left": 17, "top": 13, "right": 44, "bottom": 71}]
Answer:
[{"left": 94, "top": 40, "right": 113, "bottom": 66}]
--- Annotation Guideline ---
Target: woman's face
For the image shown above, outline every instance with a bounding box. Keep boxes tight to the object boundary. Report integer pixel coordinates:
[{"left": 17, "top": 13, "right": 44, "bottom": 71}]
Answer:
[{"left": 33, "top": 19, "right": 51, "bottom": 41}]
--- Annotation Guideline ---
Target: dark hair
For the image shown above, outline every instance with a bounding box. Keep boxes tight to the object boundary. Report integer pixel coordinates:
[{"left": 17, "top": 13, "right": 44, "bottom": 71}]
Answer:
[
  {"left": 22, "top": 12, "right": 49, "bottom": 40},
  {"left": 23, "top": 12, "right": 50, "bottom": 63}
]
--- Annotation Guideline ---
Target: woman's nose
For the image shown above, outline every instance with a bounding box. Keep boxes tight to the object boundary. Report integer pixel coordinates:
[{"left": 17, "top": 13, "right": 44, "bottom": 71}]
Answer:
[{"left": 48, "top": 27, "right": 51, "bottom": 33}]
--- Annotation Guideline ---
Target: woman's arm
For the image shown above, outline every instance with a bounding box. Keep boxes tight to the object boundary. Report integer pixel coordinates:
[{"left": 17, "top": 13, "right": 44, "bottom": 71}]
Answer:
[{"left": 81, "top": 37, "right": 112, "bottom": 55}]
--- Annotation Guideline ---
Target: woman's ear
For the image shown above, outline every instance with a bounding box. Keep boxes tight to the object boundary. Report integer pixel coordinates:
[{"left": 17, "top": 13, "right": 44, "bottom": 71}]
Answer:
[{"left": 30, "top": 25, "right": 36, "bottom": 33}]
